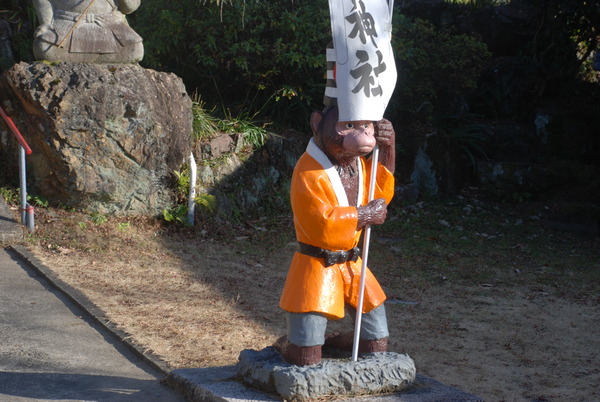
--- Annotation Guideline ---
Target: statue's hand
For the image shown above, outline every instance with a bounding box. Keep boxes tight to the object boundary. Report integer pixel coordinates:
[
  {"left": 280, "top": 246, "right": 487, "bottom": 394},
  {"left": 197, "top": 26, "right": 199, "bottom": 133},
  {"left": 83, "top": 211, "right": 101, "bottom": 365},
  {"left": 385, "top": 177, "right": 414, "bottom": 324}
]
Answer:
[
  {"left": 357, "top": 198, "right": 388, "bottom": 228},
  {"left": 117, "top": 0, "right": 141, "bottom": 14},
  {"left": 374, "top": 118, "right": 395, "bottom": 149},
  {"left": 34, "top": 24, "right": 51, "bottom": 38},
  {"left": 374, "top": 118, "right": 396, "bottom": 174}
]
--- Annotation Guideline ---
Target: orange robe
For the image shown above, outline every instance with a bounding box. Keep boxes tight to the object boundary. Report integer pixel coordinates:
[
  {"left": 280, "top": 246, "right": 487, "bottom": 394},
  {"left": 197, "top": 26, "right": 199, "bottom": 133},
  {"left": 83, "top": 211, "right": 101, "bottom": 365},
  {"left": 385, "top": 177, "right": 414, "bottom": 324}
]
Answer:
[{"left": 279, "top": 139, "right": 394, "bottom": 320}]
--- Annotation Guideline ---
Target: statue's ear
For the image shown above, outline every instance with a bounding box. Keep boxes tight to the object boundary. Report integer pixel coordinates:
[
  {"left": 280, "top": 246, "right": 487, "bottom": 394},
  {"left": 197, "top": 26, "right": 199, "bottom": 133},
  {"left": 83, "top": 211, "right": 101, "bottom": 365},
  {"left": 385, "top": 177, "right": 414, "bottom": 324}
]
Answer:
[{"left": 310, "top": 110, "right": 323, "bottom": 135}]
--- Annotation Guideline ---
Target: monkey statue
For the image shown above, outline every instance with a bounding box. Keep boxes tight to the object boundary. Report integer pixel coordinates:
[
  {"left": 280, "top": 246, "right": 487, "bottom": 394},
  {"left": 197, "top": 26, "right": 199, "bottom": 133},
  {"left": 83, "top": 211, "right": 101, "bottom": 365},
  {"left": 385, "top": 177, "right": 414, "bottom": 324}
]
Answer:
[
  {"left": 276, "top": 105, "right": 395, "bottom": 366},
  {"left": 32, "top": 0, "right": 143, "bottom": 63}
]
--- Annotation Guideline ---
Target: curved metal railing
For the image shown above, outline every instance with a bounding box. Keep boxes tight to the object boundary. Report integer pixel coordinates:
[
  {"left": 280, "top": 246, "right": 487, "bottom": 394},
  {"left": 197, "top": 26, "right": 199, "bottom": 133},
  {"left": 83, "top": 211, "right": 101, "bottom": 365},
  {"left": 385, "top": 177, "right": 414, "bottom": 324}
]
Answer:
[{"left": 0, "top": 105, "right": 34, "bottom": 233}]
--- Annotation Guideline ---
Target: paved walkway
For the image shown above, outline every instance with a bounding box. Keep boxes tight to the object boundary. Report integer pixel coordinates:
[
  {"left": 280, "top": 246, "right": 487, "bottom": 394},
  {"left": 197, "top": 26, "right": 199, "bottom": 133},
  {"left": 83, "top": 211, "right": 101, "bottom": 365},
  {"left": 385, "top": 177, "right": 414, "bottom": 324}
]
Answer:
[{"left": 0, "top": 198, "right": 186, "bottom": 402}]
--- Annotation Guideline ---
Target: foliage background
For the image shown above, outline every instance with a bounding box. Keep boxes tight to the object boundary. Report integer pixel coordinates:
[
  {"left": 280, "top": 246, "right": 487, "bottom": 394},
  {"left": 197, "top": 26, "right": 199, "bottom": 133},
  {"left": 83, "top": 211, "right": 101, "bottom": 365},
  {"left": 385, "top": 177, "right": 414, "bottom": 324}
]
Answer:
[
  {"left": 129, "top": 0, "right": 496, "bottom": 130},
  {"left": 130, "top": 0, "right": 332, "bottom": 129},
  {"left": 2, "top": 0, "right": 599, "bottom": 204},
  {"left": 4, "top": 0, "right": 599, "bottom": 128}
]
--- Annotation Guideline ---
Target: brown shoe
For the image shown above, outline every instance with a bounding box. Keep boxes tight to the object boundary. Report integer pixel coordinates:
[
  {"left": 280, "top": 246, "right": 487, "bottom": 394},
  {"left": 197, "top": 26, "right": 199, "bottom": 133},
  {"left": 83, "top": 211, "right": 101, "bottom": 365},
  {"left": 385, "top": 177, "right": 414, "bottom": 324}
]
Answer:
[
  {"left": 273, "top": 336, "right": 322, "bottom": 366},
  {"left": 324, "top": 332, "right": 388, "bottom": 354},
  {"left": 359, "top": 337, "right": 388, "bottom": 353}
]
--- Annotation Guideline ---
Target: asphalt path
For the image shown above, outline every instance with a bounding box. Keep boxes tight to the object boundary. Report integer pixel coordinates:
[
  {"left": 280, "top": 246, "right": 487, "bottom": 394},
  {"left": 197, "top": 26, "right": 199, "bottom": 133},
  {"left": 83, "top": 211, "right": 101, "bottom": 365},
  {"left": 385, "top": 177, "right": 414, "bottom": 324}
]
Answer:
[{"left": 0, "top": 247, "right": 186, "bottom": 401}]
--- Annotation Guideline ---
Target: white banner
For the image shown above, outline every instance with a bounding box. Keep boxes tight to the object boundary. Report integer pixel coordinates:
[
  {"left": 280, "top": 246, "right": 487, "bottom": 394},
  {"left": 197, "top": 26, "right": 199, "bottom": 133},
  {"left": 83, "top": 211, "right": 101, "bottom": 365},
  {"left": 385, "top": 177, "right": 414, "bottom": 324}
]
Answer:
[{"left": 328, "top": 0, "right": 397, "bottom": 122}]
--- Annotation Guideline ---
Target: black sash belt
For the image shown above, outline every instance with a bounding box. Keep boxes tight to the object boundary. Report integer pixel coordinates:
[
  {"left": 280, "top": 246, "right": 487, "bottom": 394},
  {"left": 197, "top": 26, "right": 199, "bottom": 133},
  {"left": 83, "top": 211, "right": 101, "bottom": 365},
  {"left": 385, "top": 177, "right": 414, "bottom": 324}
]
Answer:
[{"left": 297, "top": 242, "right": 360, "bottom": 267}]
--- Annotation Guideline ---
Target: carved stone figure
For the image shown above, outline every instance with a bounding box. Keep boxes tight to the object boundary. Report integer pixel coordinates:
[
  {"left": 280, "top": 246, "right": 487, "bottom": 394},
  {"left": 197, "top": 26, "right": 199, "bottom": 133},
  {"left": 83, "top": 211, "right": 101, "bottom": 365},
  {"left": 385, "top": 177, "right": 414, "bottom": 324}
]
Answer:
[
  {"left": 275, "top": 106, "right": 396, "bottom": 366},
  {"left": 33, "top": 0, "right": 143, "bottom": 63}
]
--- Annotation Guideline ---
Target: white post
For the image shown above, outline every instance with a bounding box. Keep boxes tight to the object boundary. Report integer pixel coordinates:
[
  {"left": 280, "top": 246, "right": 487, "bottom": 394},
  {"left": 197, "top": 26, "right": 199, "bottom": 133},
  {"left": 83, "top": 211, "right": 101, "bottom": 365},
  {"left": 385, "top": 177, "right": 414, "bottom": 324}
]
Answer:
[
  {"left": 19, "top": 145, "right": 27, "bottom": 225},
  {"left": 17, "top": 145, "right": 35, "bottom": 233},
  {"left": 352, "top": 145, "right": 379, "bottom": 361},
  {"left": 186, "top": 153, "right": 197, "bottom": 226}
]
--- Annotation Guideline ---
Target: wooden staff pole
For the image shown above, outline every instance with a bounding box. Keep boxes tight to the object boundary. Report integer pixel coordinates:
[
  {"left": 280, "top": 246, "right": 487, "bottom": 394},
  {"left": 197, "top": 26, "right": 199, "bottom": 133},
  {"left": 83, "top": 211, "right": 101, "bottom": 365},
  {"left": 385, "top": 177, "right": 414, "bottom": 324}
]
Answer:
[{"left": 56, "top": 0, "right": 97, "bottom": 48}]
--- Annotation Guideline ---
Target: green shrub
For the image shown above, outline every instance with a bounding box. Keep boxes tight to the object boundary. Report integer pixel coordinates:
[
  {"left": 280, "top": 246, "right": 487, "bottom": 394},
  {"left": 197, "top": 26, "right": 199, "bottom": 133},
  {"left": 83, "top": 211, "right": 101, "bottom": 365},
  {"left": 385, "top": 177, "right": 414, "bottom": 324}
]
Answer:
[
  {"left": 131, "top": 0, "right": 331, "bottom": 128},
  {"left": 1, "top": 0, "right": 36, "bottom": 68},
  {"left": 132, "top": 2, "right": 491, "bottom": 129},
  {"left": 531, "top": 0, "right": 600, "bottom": 90},
  {"left": 389, "top": 14, "right": 491, "bottom": 122}
]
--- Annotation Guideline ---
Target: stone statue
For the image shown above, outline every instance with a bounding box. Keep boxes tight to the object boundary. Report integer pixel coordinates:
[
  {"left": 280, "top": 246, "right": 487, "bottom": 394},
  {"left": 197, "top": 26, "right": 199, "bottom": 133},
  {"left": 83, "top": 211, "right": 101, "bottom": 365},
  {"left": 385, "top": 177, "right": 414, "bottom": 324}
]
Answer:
[{"left": 33, "top": 0, "right": 144, "bottom": 63}]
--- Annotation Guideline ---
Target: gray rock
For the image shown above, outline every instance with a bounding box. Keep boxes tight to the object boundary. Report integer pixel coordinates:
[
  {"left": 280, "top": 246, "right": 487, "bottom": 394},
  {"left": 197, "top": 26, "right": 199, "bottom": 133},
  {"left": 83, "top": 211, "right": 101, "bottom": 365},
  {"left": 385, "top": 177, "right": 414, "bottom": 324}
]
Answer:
[
  {"left": 0, "top": 62, "right": 192, "bottom": 215},
  {"left": 204, "top": 134, "right": 234, "bottom": 158},
  {"left": 236, "top": 347, "right": 416, "bottom": 400}
]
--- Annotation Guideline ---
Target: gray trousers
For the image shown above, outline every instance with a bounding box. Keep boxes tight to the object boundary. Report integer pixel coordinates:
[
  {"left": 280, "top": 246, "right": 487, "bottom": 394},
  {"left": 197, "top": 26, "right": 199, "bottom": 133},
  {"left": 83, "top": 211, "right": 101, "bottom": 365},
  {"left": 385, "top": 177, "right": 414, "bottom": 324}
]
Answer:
[{"left": 287, "top": 304, "right": 389, "bottom": 347}]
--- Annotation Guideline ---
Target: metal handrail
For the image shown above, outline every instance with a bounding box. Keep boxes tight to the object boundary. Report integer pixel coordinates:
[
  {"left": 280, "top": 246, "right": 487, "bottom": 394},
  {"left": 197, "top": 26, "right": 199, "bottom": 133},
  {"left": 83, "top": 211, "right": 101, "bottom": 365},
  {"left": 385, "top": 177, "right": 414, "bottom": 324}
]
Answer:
[{"left": 0, "top": 105, "right": 35, "bottom": 233}]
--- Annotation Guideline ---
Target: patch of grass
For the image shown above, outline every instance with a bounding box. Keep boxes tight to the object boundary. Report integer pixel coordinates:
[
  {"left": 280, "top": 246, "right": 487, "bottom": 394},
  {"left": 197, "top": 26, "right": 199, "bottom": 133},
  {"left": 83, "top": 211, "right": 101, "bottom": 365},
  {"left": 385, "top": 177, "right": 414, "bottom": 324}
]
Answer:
[
  {"left": 117, "top": 222, "right": 131, "bottom": 231},
  {"left": 0, "top": 187, "right": 19, "bottom": 204},
  {"left": 215, "top": 112, "right": 270, "bottom": 149},
  {"left": 373, "top": 196, "right": 599, "bottom": 302},
  {"left": 90, "top": 212, "right": 107, "bottom": 225},
  {"left": 191, "top": 96, "right": 271, "bottom": 149},
  {"left": 0, "top": 186, "right": 49, "bottom": 207},
  {"left": 192, "top": 97, "right": 220, "bottom": 141}
]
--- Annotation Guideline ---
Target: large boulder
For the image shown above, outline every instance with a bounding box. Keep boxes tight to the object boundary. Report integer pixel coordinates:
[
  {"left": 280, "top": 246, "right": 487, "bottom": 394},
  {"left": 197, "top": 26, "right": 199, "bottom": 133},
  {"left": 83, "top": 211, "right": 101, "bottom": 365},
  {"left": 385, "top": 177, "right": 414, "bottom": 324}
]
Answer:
[{"left": 0, "top": 62, "right": 191, "bottom": 215}]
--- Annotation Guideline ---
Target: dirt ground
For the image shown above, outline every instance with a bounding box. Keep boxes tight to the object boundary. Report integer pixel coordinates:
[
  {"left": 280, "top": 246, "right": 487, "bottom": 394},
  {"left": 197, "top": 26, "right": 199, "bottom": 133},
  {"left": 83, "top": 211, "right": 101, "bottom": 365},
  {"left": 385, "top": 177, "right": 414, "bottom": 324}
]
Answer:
[{"left": 23, "top": 200, "right": 600, "bottom": 402}]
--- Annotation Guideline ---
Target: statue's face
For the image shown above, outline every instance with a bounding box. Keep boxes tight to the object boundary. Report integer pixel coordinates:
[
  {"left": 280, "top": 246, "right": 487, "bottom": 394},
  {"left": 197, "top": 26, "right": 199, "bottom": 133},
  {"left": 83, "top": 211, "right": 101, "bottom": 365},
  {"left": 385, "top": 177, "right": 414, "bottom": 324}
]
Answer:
[
  {"left": 310, "top": 107, "right": 376, "bottom": 166},
  {"left": 335, "top": 120, "right": 376, "bottom": 155}
]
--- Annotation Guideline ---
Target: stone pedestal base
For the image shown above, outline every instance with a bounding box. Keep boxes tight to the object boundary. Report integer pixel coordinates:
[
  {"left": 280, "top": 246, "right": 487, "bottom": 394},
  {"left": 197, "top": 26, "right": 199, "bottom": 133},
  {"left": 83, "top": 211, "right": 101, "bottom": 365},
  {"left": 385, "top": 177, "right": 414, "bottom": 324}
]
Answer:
[{"left": 236, "top": 347, "right": 416, "bottom": 400}]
